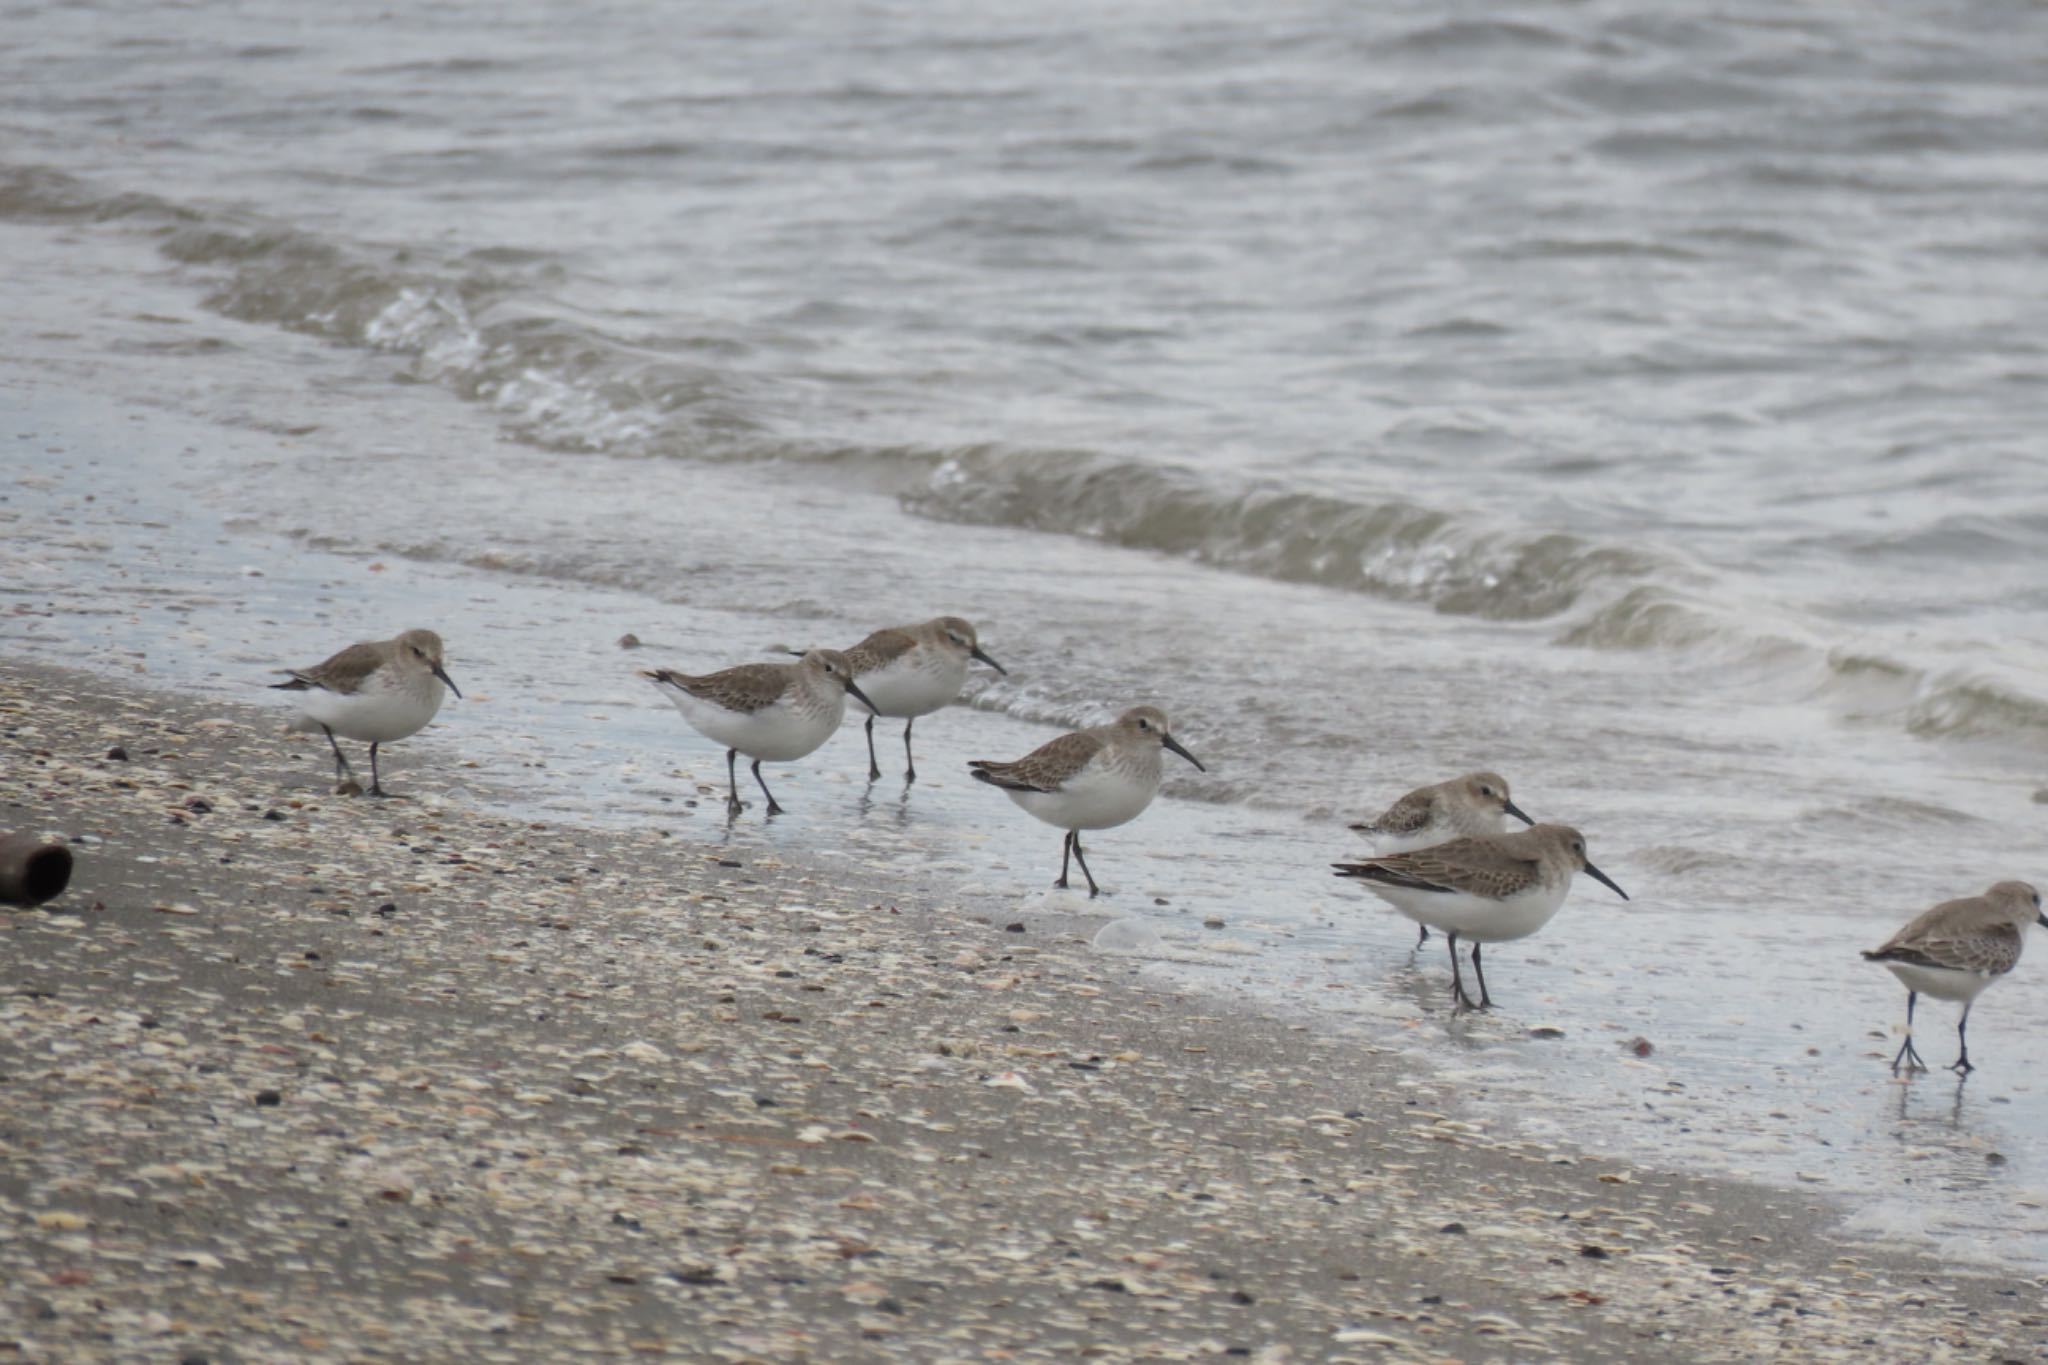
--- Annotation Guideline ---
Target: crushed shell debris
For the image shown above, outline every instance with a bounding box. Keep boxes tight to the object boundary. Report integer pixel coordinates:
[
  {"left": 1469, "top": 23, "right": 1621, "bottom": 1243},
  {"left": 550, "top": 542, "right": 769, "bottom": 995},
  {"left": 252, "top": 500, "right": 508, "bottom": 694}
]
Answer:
[{"left": 2, "top": 661, "right": 2045, "bottom": 1362}]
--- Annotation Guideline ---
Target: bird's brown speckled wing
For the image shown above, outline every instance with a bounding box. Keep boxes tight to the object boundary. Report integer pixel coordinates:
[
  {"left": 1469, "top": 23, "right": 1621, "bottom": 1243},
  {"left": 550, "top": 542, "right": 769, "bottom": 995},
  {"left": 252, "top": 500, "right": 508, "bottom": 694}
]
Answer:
[
  {"left": 846, "top": 627, "right": 917, "bottom": 676},
  {"left": 276, "top": 641, "right": 387, "bottom": 694},
  {"left": 1866, "top": 895, "right": 2025, "bottom": 976},
  {"left": 651, "top": 662, "right": 792, "bottom": 714},
  {"left": 1350, "top": 786, "right": 1438, "bottom": 837},
  {"left": 969, "top": 730, "right": 1105, "bottom": 793},
  {"left": 1333, "top": 834, "right": 1542, "bottom": 899}
]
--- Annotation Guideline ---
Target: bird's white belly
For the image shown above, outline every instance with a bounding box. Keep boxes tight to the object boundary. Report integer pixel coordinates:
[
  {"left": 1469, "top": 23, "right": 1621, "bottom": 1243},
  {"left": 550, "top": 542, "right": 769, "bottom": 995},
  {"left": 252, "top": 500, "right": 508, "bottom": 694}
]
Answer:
[
  {"left": 1006, "top": 762, "right": 1158, "bottom": 832},
  {"left": 665, "top": 689, "right": 843, "bottom": 761},
  {"left": 1366, "top": 882, "right": 1567, "bottom": 943},
  {"left": 1365, "top": 825, "right": 1448, "bottom": 856},
  {"left": 857, "top": 653, "right": 966, "bottom": 719},
  {"left": 1883, "top": 961, "right": 1996, "bottom": 1004},
  {"left": 291, "top": 681, "right": 444, "bottom": 744}
]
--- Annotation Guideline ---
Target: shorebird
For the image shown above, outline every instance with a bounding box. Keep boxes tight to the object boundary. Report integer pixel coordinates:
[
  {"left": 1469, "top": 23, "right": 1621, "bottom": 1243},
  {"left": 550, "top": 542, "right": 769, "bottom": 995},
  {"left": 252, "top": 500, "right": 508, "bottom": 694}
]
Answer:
[
  {"left": 641, "top": 649, "right": 872, "bottom": 818},
  {"left": 969, "top": 705, "right": 1203, "bottom": 897},
  {"left": 830, "top": 616, "right": 1006, "bottom": 782},
  {"left": 1333, "top": 823, "right": 1628, "bottom": 1013},
  {"left": 272, "top": 628, "right": 460, "bottom": 797},
  {"left": 1863, "top": 880, "right": 2045, "bottom": 1075},
  {"left": 1349, "top": 771, "right": 1535, "bottom": 946}
]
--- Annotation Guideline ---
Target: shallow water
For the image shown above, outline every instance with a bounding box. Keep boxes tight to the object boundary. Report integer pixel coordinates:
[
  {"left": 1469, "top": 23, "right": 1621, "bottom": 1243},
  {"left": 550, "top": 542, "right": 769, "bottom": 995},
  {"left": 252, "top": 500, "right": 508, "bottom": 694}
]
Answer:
[{"left": 4, "top": 0, "right": 2047, "bottom": 1269}]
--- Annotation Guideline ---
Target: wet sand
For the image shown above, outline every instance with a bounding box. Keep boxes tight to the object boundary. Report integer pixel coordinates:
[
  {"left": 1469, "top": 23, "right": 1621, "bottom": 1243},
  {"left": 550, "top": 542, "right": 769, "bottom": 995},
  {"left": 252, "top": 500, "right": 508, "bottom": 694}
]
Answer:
[{"left": 3, "top": 658, "right": 2043, "bottom": 1362}]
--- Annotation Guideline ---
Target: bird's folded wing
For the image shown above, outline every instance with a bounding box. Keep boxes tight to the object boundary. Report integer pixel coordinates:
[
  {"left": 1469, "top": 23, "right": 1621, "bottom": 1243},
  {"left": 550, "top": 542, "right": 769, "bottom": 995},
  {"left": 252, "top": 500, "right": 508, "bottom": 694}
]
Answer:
[
  {"left": 282, "top": 642, "right": 386, "bottom": 694},
  {"left": 847, "top": 627, "right": 916, "bottom": 674},
  {"left": 1334, "top": 837, "right": 1542, "bottom": 898},
  {"left": 660, "top": 663, "right": 792, "bottom": 714},
  {"left": 969, "top": 730, "right": 1103, "bottom": 793}
]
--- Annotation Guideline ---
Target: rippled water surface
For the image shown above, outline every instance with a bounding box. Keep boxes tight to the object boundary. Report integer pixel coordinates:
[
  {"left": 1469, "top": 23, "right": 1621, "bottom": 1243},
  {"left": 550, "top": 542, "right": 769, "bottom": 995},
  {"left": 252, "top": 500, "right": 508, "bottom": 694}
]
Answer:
[{"left": 3, "top": 0, "right": 2047, "bottom": 1267}]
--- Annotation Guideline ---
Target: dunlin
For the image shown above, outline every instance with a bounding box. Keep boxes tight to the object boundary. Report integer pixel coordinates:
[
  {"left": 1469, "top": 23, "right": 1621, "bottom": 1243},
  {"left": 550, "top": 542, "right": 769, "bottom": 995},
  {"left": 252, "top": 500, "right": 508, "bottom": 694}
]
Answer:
[
  {"left": 272, "top": 628, "right": 460, "bottom": 797},
  {"left": 969, "top": 705, "right": 1203, "bottom": 898},
  {"left": 641, "top": 649, "right": 872, "bottom": 818},
  {"left": 1333, "top": 824, "right": 1628, "bottom": 1013},
  {"left": 837, "top": 616, "right": 1006, "bottom": 782},
  {"left": 1863, "top": 880, "right": 2044, "bottom": 1075},
  {"left": 1349, "top": 771, "right": 1535, "bottom": 945}
]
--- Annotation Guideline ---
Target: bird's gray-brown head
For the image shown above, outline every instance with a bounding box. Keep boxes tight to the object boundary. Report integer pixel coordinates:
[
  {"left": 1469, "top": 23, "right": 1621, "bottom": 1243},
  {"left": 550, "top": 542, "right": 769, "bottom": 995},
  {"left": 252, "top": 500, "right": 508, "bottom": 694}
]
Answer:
[
  {"left": 933, "top": 616, "right": 1007, "bottom": 676},
  {"left": 397, "top": 628, "right": 461, "bottom": 698},
  {"left": 1987, "top": 879, "right": 2045, "bottom": 930},
  {"left": 801, "top": 648, "right": 875, "bottom": 712},
  {"left": 1460, "top": 770, "right": 1532, "bottom": 825},
  {"left": 1117, "top": 705, "right": 1204, "bottom": 772},
  {"left": 1536, "top": 823, "right": 1627, "bottom": 901}
]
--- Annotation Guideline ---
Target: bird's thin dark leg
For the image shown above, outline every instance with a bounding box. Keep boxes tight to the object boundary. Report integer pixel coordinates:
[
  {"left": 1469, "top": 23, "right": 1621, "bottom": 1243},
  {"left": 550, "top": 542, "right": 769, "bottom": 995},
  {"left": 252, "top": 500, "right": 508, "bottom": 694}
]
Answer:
[
  {"left": 1055, "top": 831, "right": 1072, "bottom": 890},
  {"left": 863, "top": 716, "right": 881, "bottom": 784},
  {"left": 724, "top": 749, "right": 743, "bottom": 818},
  {"left": 1417, "top": 924, "right": 1429, "bottom": 948},
  {"left": 1069, "top": 831, "right": 1100, "bottom": 898},
  {"left": 1950, "top": 1002, "right": 1975, "bottom": 1075},
  {"left": 902, "top": 717, "right": 917, "bottom": 784},
  {"left": 321, "top": 725, "right": 356, "bottom": 785},
  {"left": 1890, "top": 990, "right": 1928, "bottom": 1074},
  {"left": 366, "top": 742, "right": 390, "bottom": 798},
  {"left": 1446, "top": 932, "right": 1478, "bottom": 1014},
  {"left": 1470, "top": 941, "right": 1494, "bottom": 1010},
  {"left": 751, "top": 758, "right": 784, "bottom": 816}
]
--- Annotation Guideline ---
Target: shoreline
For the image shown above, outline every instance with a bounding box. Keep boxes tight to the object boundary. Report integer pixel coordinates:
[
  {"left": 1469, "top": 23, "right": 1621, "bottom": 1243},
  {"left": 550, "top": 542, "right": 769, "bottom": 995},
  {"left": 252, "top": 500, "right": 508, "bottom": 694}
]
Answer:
[{"left": 4, "top": 656, "right": 2043, "bottom": 1361}]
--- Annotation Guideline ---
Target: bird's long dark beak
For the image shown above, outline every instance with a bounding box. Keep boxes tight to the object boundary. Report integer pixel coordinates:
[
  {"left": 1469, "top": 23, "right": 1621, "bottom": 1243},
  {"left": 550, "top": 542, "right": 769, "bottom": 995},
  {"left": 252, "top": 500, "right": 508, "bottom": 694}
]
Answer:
[
  {"left": 1583, "top": 860, "right": 1628, "bottom": 901},
  {"left": 844, "top": 679, "right": 876, "bottom": 712},
  {"left": 1504, "top": 798, "right": 1535, "bottom": 826},
  {"left": 433, "top": 664, "right": 462, "bottom": 700},
  {"left": 971, "top": 644, "right": 1008, "bottom": 676},
  {"left": 2037, "top": 911, "right": 2047, "bottom": 930},
  {"left": 1163, "top": 734, "right": 1205, "bottom": 772}
]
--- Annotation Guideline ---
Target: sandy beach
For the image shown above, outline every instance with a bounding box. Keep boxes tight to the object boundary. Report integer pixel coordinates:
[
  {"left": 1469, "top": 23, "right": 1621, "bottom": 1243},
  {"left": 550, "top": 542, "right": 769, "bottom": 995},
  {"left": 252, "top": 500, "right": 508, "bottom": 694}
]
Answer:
[{"left": 3, "top": 658, "right": 2042, "bottom": 1363}]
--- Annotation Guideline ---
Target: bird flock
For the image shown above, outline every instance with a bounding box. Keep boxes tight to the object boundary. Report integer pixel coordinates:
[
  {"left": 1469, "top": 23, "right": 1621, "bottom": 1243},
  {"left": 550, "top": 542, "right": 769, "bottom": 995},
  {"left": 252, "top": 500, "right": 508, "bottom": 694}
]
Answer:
[{"left": 273, "top": 621, "right": 2046, "bottom": 1074}]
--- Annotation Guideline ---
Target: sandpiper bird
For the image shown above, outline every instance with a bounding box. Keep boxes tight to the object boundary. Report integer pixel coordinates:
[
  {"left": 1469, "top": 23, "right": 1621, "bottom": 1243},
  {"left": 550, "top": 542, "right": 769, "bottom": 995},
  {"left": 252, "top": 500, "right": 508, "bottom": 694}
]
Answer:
[
  {"left": 1862, "top": 880, "right": 2045, "bottom": 1076},
  {"left": 835, "top": 616, "right": 1006, "bottom": 783},
  {"left": 641, "top": 649, "right": 872, "bottom": 818},
  {"left": 968, "top": 705, "right": 1202, "bottom": 898},
  {"left": 272, "top": 628, "right": 461, "bottom": 797},
  {"left": 1333, "top": 824, "right": 1628, "bottom": 1014},
  {"left": 1349, "top": 771, "right": 1535, "bottom": 946}
]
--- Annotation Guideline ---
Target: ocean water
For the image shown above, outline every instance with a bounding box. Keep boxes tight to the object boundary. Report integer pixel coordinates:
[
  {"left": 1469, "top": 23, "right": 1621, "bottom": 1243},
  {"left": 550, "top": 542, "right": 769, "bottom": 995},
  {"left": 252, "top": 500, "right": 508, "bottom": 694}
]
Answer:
[{"left": 3, "top": 0, "right": 2047, "bottom": 1267}]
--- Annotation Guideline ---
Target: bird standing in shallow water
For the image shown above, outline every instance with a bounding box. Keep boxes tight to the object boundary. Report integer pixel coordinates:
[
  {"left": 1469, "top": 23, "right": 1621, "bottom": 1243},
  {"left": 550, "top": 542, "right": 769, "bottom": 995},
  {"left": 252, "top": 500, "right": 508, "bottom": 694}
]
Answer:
[
  {"left": 273, "top": 627, "right": 460, "bottom": 797},
  {"left": 831, "top": 616, "right": 1006, "bottom": 783},
  {"left": 1863, "top": 880, "right": 2044, "bottom": 1076},
  {"left": 1348, "top": 770, "right": 1535, "bottom": 946},
  {"left": 969, "top": 705, "right": 1203, "bottom": 898},
  {"left": 1334, "top": 823, "right": 1628, "bottom": 1014},
  {"left": 641, "top": 649, "right": 872, "bottom": 819}
]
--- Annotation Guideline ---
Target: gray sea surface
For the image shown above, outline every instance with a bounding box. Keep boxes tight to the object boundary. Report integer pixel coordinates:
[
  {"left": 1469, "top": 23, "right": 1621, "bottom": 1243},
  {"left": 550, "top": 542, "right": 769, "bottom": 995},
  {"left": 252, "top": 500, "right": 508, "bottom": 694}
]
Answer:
[{"left": 3, "top": 0, "right": 2046, "bottom": 1267}]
